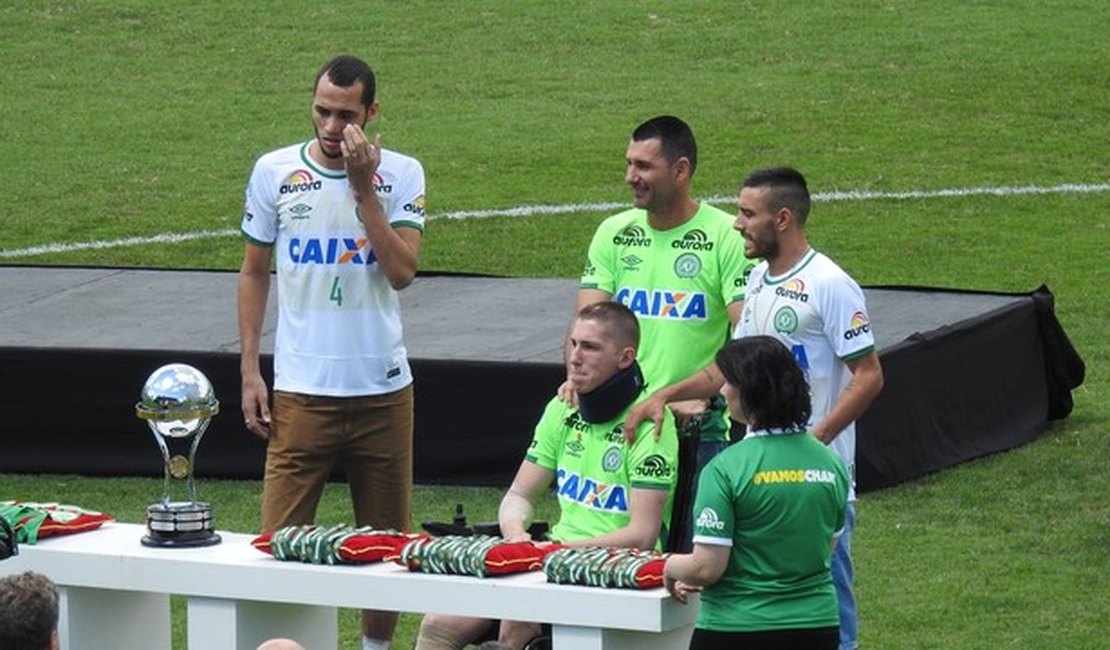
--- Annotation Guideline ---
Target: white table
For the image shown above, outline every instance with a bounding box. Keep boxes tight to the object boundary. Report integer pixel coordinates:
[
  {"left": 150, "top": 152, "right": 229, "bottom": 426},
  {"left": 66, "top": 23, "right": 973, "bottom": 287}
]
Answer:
[{"left": 0, "top": 523, "right": 697, "bottom": 649}]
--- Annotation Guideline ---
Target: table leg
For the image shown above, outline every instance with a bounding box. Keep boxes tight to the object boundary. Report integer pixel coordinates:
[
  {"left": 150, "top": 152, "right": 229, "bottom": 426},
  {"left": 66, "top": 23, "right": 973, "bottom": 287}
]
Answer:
[
  {"left": 59, "top": 586, "right": 171, "bottom": 650},
  {"left": 186, "top": 597, "right": 338, "bottom": 650}
]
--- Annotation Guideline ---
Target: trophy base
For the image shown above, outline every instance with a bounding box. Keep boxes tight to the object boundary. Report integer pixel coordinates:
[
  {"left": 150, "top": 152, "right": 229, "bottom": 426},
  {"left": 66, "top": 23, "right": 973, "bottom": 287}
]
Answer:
[
  {"left": 142, "top": 501, "right": 221, "bottom": 548},
  {"left": 141, "top": 531, "right": 222, "bottom": 548}
]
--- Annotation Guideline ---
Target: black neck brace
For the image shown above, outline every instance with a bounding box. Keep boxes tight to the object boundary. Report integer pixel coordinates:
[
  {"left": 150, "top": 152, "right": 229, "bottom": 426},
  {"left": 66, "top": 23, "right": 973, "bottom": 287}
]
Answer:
[{"left": 577, "top": 362, "right": 644, "bottom": 424}]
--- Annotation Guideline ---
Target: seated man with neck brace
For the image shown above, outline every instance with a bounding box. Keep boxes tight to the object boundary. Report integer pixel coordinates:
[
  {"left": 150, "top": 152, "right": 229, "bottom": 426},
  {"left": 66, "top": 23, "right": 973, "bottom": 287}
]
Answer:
[{"left": 416, "top": 301, "right": 679, "bottom": 650}]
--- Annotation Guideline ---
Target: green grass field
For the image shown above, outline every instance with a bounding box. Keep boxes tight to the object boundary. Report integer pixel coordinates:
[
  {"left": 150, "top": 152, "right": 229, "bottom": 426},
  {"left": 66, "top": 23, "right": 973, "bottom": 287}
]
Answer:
[{"left": 1, "top": 1, "right": 1107, "bottom": 648}]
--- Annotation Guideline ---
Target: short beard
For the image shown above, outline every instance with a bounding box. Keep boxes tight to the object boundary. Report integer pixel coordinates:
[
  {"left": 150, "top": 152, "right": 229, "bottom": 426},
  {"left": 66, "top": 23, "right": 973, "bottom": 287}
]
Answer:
[{"left": 755, "top": 237, "right": 779, "bottom": 262}]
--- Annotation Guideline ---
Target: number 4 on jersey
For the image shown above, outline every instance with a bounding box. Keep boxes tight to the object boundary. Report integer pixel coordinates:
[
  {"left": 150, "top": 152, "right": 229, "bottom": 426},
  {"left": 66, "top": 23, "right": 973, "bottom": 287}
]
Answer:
[{"left": 329, "top": 276, "right": 343, "bottom": 307}]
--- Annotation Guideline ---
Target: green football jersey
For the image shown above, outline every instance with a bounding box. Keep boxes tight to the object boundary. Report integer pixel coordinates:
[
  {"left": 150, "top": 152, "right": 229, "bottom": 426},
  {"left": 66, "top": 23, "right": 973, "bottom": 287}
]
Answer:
[
  {"left": 526, "top": 395, "right": 678, "bottom": 550},
  {"left": 581, "top": 203, "right": 754, "bottom": 441},
  {"left": 692, "top": 431, "right": 849, "bottom": 632}
]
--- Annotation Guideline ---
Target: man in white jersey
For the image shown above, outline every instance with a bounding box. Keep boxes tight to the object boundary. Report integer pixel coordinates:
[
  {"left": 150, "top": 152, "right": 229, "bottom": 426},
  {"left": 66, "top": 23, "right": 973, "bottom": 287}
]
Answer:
[
  {"left": 238, "top": 55, "right": 426, "bottom": 650},
  {"left": 624, "top": 167, "right": 883, "bottom": 650}
]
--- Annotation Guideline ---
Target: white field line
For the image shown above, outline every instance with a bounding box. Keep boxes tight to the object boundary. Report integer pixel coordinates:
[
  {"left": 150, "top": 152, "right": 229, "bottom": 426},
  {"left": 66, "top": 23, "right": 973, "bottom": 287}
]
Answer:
[
  {"left": 2, "top": 182, "right": 1107, "bottom": 259},
  {"left": 0, "top": 229, "right": 241, "bottom": 259}
]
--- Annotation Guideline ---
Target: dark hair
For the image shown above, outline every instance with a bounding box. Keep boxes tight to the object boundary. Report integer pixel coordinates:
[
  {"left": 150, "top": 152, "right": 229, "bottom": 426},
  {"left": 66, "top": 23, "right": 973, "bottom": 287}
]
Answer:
[
  {"left": 742, "top": 167, "right": 811, "bottom": 225},
  {"left": 631, "top": 115, "right": 697, "bottom": 176},
  {"left": 576, "top": 301, "right": 640, "bottom": 350},
  {"left": 715, "top": 336, "right": 811, "bottom": 429},
  {"left": 0, "top": 571, "right": 58, "bottom": 650},
  {"left": 315, "top": 55, "right": 376, "bottom": 107}
]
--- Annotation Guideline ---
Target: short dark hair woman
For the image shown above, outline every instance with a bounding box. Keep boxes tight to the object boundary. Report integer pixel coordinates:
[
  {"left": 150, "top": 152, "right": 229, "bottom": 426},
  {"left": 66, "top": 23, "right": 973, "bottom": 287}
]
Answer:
[{"left": 663, "top": 336, "right": 849, "bottom": 650}]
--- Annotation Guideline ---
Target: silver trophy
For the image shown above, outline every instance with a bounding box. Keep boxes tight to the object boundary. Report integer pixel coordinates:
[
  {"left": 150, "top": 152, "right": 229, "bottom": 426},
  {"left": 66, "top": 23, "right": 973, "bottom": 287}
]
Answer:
[{"left": 136, "top": 363, "right": 221, "bottom": 547}]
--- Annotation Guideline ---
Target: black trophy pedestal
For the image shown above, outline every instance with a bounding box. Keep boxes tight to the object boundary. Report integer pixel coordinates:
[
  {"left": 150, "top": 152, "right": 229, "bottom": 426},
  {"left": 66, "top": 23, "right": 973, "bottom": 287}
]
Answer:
[{"left": 142, "top": 501, "right": 221, "bottom": 548}]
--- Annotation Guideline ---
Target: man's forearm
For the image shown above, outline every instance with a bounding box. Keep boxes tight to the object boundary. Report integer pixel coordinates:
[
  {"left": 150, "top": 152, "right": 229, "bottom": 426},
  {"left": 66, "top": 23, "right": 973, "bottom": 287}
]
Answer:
[
  {"left": 497, "top": 488, "right": 534, "bottom": 539},
  {"left": 663, "top": 548, "right": 726, "bottom": 587},
  {"left": 357, "top": 198, "right": 419, "bottom": 290},
  {"left": 659, "top": 362, "right": 726, "bottom": 403},
  {"left": 813, "top": 352, "right": 884, "bottom": 443},
  {"left": 566, "top": 524, "right": 656, "bottom": 551},
  {"left": 237, "top": 269, "right": 270, "bottom": 375}
]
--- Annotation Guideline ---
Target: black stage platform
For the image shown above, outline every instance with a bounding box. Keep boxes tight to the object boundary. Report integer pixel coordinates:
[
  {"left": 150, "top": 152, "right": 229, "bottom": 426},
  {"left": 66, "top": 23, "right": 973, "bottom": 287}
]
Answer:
[{"left": 0, "top": 266, "right": 1084, "bottom": 493}]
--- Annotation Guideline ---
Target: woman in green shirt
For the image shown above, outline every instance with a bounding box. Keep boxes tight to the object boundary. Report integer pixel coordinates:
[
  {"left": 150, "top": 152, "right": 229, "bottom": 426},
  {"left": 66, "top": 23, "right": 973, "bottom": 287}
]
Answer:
[{"left": 663, "top": 336, "right": 849, "bottom": 650}]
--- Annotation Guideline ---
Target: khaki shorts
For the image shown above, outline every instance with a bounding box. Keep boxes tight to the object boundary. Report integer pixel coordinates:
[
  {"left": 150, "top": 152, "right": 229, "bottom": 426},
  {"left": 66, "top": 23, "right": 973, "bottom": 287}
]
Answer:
[{"left": 260, "top": 385, "right": 413, "bottom": 533}]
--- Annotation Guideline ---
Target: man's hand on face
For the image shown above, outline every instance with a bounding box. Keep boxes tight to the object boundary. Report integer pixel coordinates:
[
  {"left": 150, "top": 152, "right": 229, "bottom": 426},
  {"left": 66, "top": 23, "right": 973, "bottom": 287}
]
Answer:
[{"left": 341, "top": 125, "right": 381, "bottom": 202}]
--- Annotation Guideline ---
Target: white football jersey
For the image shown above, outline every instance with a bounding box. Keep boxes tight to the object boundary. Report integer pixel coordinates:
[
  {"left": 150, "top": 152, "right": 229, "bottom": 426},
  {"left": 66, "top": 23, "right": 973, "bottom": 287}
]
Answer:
[
  {"left": 242, "top": 141, "right": 426, "bottom": 396},
  {"left": 734, "top": 249, "right": 875, "bottom": 498}
]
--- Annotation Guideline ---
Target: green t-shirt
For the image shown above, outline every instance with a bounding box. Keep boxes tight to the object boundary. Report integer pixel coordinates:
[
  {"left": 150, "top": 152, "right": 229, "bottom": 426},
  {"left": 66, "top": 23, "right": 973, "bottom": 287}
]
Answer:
[
  {"left": 692, "top": 430, "right": 849, "bottom": 632},
  {"left": 581, "top": 203, "right": 755, "bottom": 441},
  {"left": 526, "top": 394, "right": 679, "bottom": 550}
]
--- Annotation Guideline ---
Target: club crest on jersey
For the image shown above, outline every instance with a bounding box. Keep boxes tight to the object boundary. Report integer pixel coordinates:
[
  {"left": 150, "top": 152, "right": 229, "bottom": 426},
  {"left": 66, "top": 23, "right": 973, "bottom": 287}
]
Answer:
[
  {"left": 843, "top": 310, "right": 872, "bottom": 340},
  {"left": 615, "top": 287, "right": 708, "bottom": 320},
  {"left": 775, "top": 278, "right": 809, "bottom": 302},
  {"left": 671, "top": 228, "right": 714, "bottom": 251},
  {"left": 602, "top": 446, "right": 623, "bottom": 472},
  {"left": 555, "top": 468, "right": 629, "bottom": 512},
  {"left": 289, "top": 237, "right": 378, "bottom": 265},
  {"left": 280, "top": 169, "right": 323, "bottom": 194},
  {"left": 774, "top": 306, "right": 798, "bottom": 335},
  {"left": 613, "top": 225, "right": 652, "bottom": 247},
  {"left": 674, "top": 253, "right": 701, "bottom": 278}
]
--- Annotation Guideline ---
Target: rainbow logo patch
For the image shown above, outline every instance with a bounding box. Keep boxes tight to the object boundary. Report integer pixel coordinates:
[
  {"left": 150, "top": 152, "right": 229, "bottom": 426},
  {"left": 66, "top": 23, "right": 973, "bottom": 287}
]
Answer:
[
  {"left": 775, "top": 277, "right": 810, "bottom": 302},
  {"left": 289, "top": 170, "right": 313, "bottom": 185},
  {"left": 280, "top": 169, "right": 323, "bottom": 194},
  {"left": 843, "top": 310, "right": 872, "bottom": 340},
  {"left": 785, "top": 278, "right": 806, "bottom": 293}
]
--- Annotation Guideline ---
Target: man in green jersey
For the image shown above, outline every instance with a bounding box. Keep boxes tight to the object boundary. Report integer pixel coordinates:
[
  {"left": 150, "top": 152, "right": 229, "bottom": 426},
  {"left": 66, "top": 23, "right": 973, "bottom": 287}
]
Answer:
[
  {"left": 416, "top": 302, "right": 678, "bottom": 650},
  {"left": 574, "top": 115, "right": 754, "bottom": 550}
]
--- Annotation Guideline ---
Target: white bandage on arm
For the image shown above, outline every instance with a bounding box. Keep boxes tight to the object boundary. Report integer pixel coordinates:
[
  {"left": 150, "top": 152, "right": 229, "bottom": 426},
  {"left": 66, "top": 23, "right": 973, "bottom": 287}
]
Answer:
[{"left": 497, "top": 487, "right": 534, "bottom": 538}]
